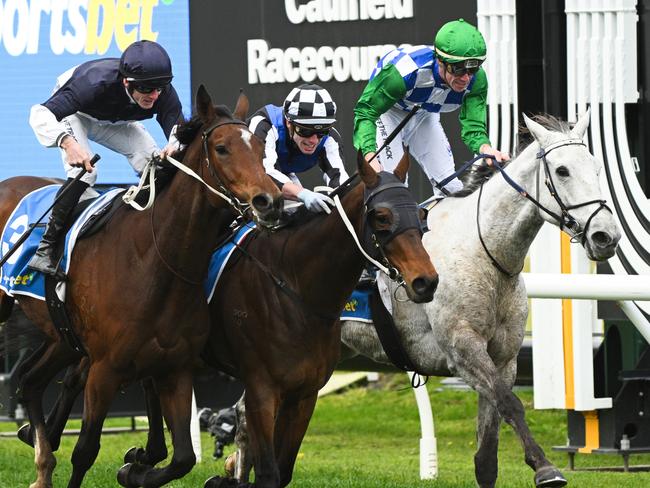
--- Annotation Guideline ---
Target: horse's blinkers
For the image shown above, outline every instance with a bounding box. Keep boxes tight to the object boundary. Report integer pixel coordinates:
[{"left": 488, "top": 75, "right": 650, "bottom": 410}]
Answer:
[{"left": 361, "top": 179, "right": 425, "bottom": 264}]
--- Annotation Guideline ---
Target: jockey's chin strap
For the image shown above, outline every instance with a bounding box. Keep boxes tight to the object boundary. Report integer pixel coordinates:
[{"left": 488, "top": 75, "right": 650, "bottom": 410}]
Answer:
[{"left": 123, "top": 120, "right": 251, "bottom": 218}]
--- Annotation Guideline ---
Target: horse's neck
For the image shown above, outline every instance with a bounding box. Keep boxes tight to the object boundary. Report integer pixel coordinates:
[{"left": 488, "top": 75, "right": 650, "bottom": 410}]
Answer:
[
  {"left": 149, "top": 148, "right": 225, "bottom": 275},
  {"left": 286, "top": 184, "right": 366, "bottom": 313},
  {"left": 475, "top": 144, "right": 546, "bottom": 271}
]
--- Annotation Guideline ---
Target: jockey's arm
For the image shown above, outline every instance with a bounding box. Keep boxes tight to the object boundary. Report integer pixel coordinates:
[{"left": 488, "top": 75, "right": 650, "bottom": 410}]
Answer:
[
  {"left": 353, "top": 63, "right": 408, "bottom": 172},
  {"left": 318, "top": 128, "right": 349, "bottom": 187},
  {"left": 459, "top": 70, "right": 509, "bottom": 163},
  {"left": 29, "top": 104, "right": 93, "bottom": 171}
]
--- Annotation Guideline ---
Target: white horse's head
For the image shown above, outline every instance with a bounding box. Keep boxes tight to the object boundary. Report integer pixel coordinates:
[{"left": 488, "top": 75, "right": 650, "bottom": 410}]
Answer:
[{"left": 523, "top": 110, "right": 621, "bottom": 260}]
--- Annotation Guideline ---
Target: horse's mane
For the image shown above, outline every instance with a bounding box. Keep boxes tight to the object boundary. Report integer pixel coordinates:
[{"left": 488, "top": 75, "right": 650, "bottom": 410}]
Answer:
[
  {"left": 170, "top": 105, "right": 235, "bottom": 161},
  {"left": 451, "top": 113, "right": 572, "bottom": 198}
]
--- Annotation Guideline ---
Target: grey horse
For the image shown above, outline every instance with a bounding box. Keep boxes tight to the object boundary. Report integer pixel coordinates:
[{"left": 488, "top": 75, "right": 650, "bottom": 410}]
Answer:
[{"left": 341, "top": 111, "right": 621, "bottom": 487}]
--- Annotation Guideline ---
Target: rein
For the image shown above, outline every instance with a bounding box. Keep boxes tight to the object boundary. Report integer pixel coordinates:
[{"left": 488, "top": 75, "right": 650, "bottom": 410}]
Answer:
[{"left": 124, "top": 120, "right": 251, "bottom": 218}]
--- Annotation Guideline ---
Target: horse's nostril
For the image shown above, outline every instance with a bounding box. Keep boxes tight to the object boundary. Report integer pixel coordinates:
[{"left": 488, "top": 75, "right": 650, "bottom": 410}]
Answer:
[
  {"left": 412, "top": 276, "right": 438, "bottom": 296},
  {"left": 252, "top": 193, "right": 273, "bottom": 212},
  {"left": 591, "top": 231, "right": 612, "bottom": 247}
]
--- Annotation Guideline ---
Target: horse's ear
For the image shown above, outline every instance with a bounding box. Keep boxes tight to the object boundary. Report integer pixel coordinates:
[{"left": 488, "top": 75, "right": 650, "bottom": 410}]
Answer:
[
  {"left": 523, "top": 113, "right": 552, "bottom": 146},
  {"left": 393, "top": 147, "right": 410, "bottom": 183},
  {"left": 233, "top": 90, "right": 249, "bottom": 121},
  {"left": 196, "top": 84, "right": 215, "bottom": 123},
  {"left": 570, "top": 107, "right": 591, "bottom": 140},
  {"left": 358, "top": 150, "right": 379, "bottom": 188}
]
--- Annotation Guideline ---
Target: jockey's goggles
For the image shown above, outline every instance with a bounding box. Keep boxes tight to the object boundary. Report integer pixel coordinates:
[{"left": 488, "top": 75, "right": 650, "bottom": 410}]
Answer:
[
  {"left": 444, "top": 59, "right": 482, "bottom": 76},
  {"left": 126, "top": 77, "right": 171, "bottom": 94},
  {"left": 293, "top": 123, "right": 330, "bottom": 139}
]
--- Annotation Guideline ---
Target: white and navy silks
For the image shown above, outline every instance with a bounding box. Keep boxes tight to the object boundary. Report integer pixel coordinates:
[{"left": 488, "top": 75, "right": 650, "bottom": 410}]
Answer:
[
  {"left": 372, "top": 45, "right": 477, "bottom": 194},
  {"left": 29, "top": 59, "right": 183, "bottom": 185},
  {"left": 248, "top": 104, "right": 349, "bottom": 189}
]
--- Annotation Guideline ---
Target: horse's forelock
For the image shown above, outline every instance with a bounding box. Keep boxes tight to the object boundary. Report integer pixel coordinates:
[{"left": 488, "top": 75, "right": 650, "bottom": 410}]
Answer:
[{"left": 175, "top": 104, "right": 238, "bottom": 146}]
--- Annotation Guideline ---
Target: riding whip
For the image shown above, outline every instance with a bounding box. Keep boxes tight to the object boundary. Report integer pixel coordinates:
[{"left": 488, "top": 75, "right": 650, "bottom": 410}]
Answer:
[
  {"left": 0, "top": 153, "right": 101, "bottom": 268},
  {"left": 330, "top": 105, "right": 422, "bottom": 200},
  {"left": 366, "top": 104, "right": 421, "bottom": 165}
]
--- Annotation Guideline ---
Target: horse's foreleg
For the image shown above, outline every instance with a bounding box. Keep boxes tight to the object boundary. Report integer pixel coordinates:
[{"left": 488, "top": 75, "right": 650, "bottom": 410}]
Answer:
[
  {"left": 118, "top": 370, "right": 195, "bottom": 488},
  {"left": 243, "top": 383, "right": 281, "bottom": 488},
  {"left": 123, "top": 377, "right": 168, "bottom": 467},
  {"left": 474, "top": 394, "right": 500, "bottom": 488},
  {"left": 68, "top": 363, "right": 121, "bottom": 488},
  {"left": 45, "top": 358, "right": 88, "bottom": 451},
  {"left": 273, "top": 394, "right": 318, "bottom": 487},
  {"left": 448, "top": 335, "right": 566, "bottom": 488}
]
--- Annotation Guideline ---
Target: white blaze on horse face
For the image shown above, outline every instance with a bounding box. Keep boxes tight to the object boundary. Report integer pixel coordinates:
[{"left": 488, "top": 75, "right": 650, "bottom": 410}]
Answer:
[{"left": 239, "top": 128, "right": 253, "bottom": 150}]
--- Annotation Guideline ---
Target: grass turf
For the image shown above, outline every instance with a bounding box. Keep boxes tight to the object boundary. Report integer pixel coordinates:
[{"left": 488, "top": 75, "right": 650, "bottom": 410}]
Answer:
[{"left": 1, "top": 374, "right": 649, "bottom": 487}]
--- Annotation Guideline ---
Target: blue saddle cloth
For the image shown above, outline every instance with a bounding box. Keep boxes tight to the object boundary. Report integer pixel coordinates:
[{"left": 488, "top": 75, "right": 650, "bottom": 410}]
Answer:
[
  {"left": 205, "top": 222, "right": 256, "bottom": 302},
  {"left": 0, "top": 185, "right": 124, "bottom": 300},
  {"left": 340, "top": 287, "right": 372, "bottom": 322}
]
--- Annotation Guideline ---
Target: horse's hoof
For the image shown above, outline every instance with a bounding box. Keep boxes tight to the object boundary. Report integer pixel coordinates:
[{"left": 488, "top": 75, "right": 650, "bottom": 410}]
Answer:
[
  {"left": 204, "top": 475, "right": 240, "bottom": 488},
  {"left": 535, "top": 465, "right": 567, "bottom": 487},
  {"left": 17, "top": 423, "right": 34, "bottom": 447},
  {"left": 117, "top": 462, "right": 150, "bottom": 488},
  {"left": 123, "top": 446, "right": 145, "bottom": 464}
]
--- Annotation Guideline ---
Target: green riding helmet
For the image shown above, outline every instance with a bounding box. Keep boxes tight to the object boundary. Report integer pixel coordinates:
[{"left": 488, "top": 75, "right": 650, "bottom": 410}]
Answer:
[{"left": 434, "top": 19, "right": 487, "bottom": 68}]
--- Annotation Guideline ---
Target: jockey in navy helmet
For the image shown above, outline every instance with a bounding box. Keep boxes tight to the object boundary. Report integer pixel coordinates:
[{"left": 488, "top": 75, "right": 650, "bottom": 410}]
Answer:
[
  {"left": 247, "top": 83, "right": 348, "bottom": 214},
  {"left": 27, "top": 40, "right": 183, "bottom": 280}
]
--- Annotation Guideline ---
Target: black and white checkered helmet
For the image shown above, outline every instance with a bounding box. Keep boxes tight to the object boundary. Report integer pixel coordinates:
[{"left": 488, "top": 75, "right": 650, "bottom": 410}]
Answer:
[{"left": 283, "top": 84, "right": 336, "bottom": 128}]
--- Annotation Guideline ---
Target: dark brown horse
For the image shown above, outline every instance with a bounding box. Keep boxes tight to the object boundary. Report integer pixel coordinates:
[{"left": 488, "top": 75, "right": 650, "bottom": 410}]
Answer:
[
  {"left": 0, "top": 85, "right": 282, "bottom": 488},
  {"left": 198, "top": 151, "right": 438, "bottom": 488}
]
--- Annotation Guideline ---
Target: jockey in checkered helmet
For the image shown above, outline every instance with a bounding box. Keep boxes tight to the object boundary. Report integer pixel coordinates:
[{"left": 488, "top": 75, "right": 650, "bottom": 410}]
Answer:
[
  {"left": 247, "top": 83, "right": 348, "bottom": 214},
  {"left": 283, "top": 84, "right": 337, "bottom": 133}
]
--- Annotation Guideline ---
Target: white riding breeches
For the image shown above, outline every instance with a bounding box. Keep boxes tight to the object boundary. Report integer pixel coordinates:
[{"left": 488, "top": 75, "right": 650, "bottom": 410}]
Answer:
[
  {"left": 374, "top": 107, "right": 463, "bottom": 196},
  {"left": 61, "top": 112, "right": 160, "bottom": 185}
]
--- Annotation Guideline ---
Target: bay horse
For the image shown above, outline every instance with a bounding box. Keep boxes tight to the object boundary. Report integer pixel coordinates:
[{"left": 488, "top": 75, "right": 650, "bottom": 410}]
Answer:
[
  {"left": 339, "top": 111, "right": 621, "bottom": 487},
  {"left": 0, "top": 85, "right": 282, "bottom": 488},
  {"left": 197, "top": 150, "right": 438, "bottom": 488}
]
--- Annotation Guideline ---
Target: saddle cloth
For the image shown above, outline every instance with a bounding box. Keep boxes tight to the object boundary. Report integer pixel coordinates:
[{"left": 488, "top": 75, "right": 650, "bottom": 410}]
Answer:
[
  {"left": 0, "top": 185, "right": 124, "bottom": 300},
  {"left": 340, "top": 288, "right": 373, "bottom": 322}
]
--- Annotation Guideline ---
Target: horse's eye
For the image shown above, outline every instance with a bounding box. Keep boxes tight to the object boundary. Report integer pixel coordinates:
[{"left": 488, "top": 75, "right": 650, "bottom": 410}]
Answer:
[
  {"left": 214, "top": 144, "right": 228, "bottom": 155},
  {"left": 556, "top": 166, "right": 570, "bottom": 177},
  {"left": 371, "top": 209, "right": 393, "bottom": 229}
]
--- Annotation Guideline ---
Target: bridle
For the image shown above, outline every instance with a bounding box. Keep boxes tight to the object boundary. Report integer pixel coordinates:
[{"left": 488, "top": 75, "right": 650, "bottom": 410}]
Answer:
[
  {"left": 335, "top": 175, "right": 426, "bottom": 288},
  {"left": 476, "top": 139, "right": 612, "bottom": 277},
  {"left": 199, "top": 119, "right": 253, "bottom": 218}
]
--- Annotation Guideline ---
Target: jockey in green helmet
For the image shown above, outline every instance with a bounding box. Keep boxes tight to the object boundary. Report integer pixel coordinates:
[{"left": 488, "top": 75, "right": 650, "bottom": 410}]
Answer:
[{"left": 353, "top": 19, "right": 509, "bottom": 197}]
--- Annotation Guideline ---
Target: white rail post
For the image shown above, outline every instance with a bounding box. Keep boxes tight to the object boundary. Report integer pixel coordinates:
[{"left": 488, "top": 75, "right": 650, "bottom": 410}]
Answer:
[{"left": 407, "top": 372, "right": 437, "bottom": 480}]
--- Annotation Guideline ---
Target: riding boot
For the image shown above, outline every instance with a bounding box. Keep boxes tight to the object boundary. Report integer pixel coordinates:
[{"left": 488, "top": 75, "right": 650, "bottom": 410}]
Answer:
[{"left": 26, "top": 178, "right": 89, "bottom": 281}]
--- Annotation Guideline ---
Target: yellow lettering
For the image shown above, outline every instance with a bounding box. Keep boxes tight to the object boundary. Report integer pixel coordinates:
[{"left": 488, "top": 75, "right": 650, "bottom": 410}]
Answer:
[
  {"left": 21, "top": 275, "right": 30, "bottom": 285},
  {"left": 114, "top": 0, "right": 141, "bottom": 51},
  {"left": 85, "top": 0, "right": 116, "bottom": 55},
  {"left": 139, "top": 0, "right": 159, "bottom": 41}
]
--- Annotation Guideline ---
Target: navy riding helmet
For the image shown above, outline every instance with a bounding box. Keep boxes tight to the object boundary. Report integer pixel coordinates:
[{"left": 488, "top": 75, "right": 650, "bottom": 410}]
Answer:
[{"left": 119, "top": 40, "right": 173, "bottom": 88}]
